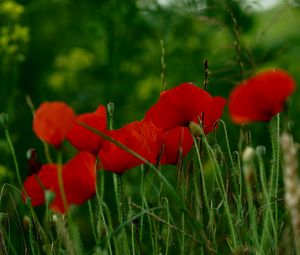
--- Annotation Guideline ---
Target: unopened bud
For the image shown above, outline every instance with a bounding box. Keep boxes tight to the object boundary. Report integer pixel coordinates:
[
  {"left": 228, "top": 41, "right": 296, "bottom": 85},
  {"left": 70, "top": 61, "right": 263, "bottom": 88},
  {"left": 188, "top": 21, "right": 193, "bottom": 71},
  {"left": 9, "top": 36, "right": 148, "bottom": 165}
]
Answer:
[
  {"left": 256, "top": 145, "right": 266, "bottom": 157},
  {"left": 45, "top": 190, "right": 55, "bottom": 204},
  {"left": 189, "top": 121, "right": 203, "bottom": 136},
  {"left": 23, "top": 215, "right": 31, "bottom": 230},
  {"left": 25, "top": 196, "right": 31, "bottom": 207},
  {"left": 52, "top": 214, "right": 58, "bottom": 224},
  {"left": 107, "top": 102, "right": 114, "bottom": 116}
]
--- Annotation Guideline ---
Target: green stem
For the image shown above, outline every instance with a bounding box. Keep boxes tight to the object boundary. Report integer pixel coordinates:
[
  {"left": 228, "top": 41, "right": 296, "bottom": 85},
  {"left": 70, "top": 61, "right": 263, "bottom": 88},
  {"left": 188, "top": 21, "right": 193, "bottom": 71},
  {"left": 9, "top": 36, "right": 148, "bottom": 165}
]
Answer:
[
  {"left": 269, "top": 114, "right": 280, "bottom": 248},
  {"left": 192, "top": 136, "right": 209, "bottom": 215},
  {"left": 25, "top": 94, "right": 53, "bottom": 163},
  {"left": 217, "top": 120, "right": 243, "bottom": 226},
  {"left": 113, "top": 174, "right": 130, "bottom": 254},
  {"left": 160, "top": 39, "right": 167, "bottom": 91},
  {"left": 96, "top": 181, "right": 114, "bottom": 255},
  {"left": 88, "top": 200, "right": 99, "bottom": 245},
  {"left": 140, "top": 166, "right": 156, "bottom": 253},
  {"left": 258, "top": 152, "right": 276, "bottom": 253},
  {"left": 128, "top": 198, "right": 136, "bottom": 255},
  {"left": 4, "top": 128, "right": 22, "bottom": 188},
  {"left": 56, "top": 152, "right": 83, "bottom": 254},
  {"left": 57, "top": 150, "right": 68, "bottom": 212},
  {"left": 202, "top": 137, "right": 237, "bottom": 249},
  {"left": 1, "top": 227, "right": 18, "bottom": 255},
  {"left": 181, "top": 212, "right": 185, "bottom": 255},
  {"left": 28, "top": 216, "right": 37, "bottom": 255},
  {"left": 244, "top": 169, "right": 258, "bottom": 248},
  {"left": 163, "top": 197, "right": 171, "bottom": 255}
]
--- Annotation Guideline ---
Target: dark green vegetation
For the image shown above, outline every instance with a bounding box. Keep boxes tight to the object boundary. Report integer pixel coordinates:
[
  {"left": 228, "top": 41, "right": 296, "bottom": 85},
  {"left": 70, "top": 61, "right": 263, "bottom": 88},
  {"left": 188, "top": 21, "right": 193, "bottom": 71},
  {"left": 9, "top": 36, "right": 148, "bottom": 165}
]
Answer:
[{"left": 1, "top": 0, "right": 300, "bottom": 254}]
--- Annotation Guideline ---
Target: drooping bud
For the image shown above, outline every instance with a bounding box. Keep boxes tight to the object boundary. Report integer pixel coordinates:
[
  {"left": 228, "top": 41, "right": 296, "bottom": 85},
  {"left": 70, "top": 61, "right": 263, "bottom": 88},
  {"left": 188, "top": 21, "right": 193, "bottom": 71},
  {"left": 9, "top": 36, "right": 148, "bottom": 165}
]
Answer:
[
  {"left": 189, "top": 121, "right": 204, "bottom": 137},
  {"left": 27, "top": 148, "right": 42, "bottom": 175}
]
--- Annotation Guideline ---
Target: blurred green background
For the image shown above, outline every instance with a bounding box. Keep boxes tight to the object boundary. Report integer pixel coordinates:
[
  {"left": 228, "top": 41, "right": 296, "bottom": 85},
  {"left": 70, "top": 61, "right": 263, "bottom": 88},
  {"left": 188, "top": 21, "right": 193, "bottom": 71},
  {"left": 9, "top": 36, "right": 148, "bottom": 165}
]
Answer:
[
  {"left": 1, "top": 0, "right": 300, "bottom": 252},
  {"left": 1, "top": 0, "right": 300, "bottom": 184}
]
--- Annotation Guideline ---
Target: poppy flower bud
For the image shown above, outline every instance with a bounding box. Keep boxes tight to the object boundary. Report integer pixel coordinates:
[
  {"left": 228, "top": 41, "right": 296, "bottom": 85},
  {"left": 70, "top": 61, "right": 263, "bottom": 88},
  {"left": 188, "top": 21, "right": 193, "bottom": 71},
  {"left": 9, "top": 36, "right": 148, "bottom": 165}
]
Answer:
[
  {"left": 189, "top": 121, "right": 203, "bottom": 137},
  {"left": 45, "top": 190, "right": 55, "bottom": 204},
  {"left": 107, "top": 102, "right": 114, "bottom": 116},
  {"left": 23, "top": 216, "right": 31, "bottom": 230},
  {"left": 25, "top": 196, "right": 32, "bottom": 207},
  {"left": 52, "top": 214, "right": 58, "bottom": 224},
  {"left": 256, "top": 145, "right": 266, "bottom": 157}
]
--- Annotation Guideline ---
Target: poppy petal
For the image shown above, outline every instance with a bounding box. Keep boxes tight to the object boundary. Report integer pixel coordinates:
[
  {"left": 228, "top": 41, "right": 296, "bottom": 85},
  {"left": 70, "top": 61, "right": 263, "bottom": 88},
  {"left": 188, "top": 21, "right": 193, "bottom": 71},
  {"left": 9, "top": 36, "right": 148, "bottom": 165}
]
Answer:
[
  {"left": 145, "top": 83, "right": 226, "bottom": 134},
  {"left": 23, "top": 152, "right": 96, "bottom": 213},
  {"left": 229, "top": 69, "right": 296, "bottom": 124},
  {"left": 51, "top": 151, "right": 97, "bottom": 213},
  {"left": 159, "top": 127, "right": 194, "bottom": 165},
  {"left": 23, "top": 164, "right": 57, "bottom": 206},
  {"left": 98, "top": 121, "right": 160, "bottom": 174},
  {"left": 67, "top": 105, "right": 107, "bottom": 154},
  {"left": 33, "top": 102, "right": 76, "bottom": 147},
  {"left": 199, "top": 96, "right": 227, "bottom": 133}
]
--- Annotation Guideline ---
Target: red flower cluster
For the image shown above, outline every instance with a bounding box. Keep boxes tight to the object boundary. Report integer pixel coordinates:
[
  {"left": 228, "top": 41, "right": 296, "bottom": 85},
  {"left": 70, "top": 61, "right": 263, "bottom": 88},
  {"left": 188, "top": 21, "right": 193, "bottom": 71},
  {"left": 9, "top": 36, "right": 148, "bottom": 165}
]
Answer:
[
  {"left": 23, "top": 70, "right": 296, "bottom": 213},
  {"left": 24, "top": 83, "right": 226, "bottom": 212}
]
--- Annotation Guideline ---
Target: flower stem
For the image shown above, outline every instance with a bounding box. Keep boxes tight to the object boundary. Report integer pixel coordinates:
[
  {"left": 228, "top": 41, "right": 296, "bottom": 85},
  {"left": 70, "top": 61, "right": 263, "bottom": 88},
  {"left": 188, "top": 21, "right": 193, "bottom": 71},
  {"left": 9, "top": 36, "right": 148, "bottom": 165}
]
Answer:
[
  {"left": 57, "top": 150, "right": 68, "bottom": 212},
  {"left": 202, "top": 136, "right": 237, "bottom": 249},
  {"left": 269, "top": 114, "right": 280, "bottom": 247},
  {"left": 88, "top": 200, "right": 99, "bottom": 245},
  {"left": 4, "top": 128, "right": 22, "bottom": 188}
]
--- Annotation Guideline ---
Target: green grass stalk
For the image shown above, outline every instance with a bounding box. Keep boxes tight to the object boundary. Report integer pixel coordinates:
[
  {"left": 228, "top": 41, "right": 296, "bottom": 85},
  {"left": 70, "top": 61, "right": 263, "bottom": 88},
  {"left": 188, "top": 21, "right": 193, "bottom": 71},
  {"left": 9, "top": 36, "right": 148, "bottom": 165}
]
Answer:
[
  {"left": 202, "top": 136, "right": 237, "bottom": 249},
  {"left": 257, "top": 149, "right": 276, "bottom": 253},
  {"left": 88, "top": 200, "right": 99, "bottom": 245},
  {"left": 163, "top": 197, "right": 171, "bottom": 255},
  {"left": 4, "top": 129, "right": 22, "bottom": 188},
  {"left": 269, "top": 114, "right": 280, "bottom": 248}
]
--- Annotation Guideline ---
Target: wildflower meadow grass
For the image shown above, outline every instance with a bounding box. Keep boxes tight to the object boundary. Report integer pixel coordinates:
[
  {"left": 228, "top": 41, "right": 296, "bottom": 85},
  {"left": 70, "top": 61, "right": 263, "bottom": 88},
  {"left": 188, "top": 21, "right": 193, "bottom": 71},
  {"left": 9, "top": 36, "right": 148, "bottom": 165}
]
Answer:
[{"left": 1, "top": 1, "right": 300, "bottom": 255}]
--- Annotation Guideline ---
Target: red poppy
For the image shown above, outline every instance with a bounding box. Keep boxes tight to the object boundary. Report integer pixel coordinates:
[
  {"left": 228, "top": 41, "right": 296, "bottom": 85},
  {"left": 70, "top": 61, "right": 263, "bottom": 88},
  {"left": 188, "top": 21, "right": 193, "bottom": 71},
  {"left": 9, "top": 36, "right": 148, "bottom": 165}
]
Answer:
[
  {"left": 228, "top": 69, "right": 296, "bottom": 124},
  {"left": 98, "top": 120, "right": 161, "bottom": 174},
  {"left": 23, "top": 151, "right": 96, "bottom": 213},
  {"left": 33, "top": 102, "right": 76, "bottom": 148},
  {"left": 23, "top": 164, "right": 57, "bottom": 207},
  {"left": 145, "top": 83, "right": 226, "bottom": 134},
  {"left": 67, "top": 105, "right": 107, "bottom": 154},
  {"left": 159, "top": 127, "right": 194, "bottom": 165}
]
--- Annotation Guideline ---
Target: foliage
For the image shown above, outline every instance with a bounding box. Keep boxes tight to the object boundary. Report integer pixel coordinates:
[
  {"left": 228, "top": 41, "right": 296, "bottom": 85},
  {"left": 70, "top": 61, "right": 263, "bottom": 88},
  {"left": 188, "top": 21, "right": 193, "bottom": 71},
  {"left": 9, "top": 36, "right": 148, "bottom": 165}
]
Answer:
[{"left": 1, "top": 0, "right": 300, "bottom": 254}]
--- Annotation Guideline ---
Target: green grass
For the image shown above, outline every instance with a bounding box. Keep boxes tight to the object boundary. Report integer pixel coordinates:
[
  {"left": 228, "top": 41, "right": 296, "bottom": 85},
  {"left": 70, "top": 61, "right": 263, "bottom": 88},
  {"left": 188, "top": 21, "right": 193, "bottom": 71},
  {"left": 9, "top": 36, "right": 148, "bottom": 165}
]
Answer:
[{"left": 0, "top": 112, "right": 298, "bottom": 254}]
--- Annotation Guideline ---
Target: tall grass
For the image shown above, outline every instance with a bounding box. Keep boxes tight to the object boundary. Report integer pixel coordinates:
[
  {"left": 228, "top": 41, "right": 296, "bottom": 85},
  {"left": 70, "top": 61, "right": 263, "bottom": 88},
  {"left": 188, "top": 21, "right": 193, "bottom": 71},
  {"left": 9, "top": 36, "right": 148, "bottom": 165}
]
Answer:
[{"left": 1, "top": 110, "right": 299, "bottom": 254}]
